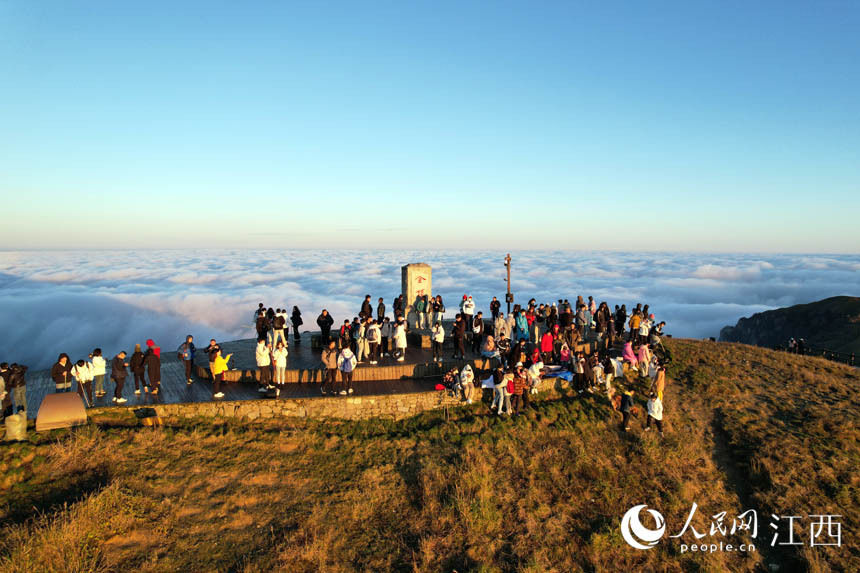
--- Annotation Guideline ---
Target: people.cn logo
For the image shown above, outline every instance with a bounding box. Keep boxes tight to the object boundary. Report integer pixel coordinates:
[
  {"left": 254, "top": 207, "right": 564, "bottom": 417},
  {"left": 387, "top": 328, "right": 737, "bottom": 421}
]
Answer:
[{"left": 621, "top": 505, "right": 667, "bottom": 550}]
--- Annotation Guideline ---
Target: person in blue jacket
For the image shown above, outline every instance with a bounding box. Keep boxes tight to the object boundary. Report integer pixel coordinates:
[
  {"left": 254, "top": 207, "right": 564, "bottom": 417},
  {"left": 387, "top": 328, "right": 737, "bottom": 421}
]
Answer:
[
  {"left": 515, "top": 310, "right": 529, "bottom": 343},
  {"left": 178, "top": 335, "right": 196, "bottom": 385}
]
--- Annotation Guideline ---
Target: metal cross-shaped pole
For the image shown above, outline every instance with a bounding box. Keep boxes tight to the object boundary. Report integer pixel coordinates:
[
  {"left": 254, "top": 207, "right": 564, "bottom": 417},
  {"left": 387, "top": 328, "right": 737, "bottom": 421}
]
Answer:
[{"left": 504, "top": 253, "right": 512, "bottom": 314}]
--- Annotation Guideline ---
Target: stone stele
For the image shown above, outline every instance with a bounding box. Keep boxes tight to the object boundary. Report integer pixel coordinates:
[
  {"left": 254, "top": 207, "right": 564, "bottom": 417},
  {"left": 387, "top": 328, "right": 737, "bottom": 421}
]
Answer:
[{"left": 401, "top": 263, "right": 432, "bottom": 327}]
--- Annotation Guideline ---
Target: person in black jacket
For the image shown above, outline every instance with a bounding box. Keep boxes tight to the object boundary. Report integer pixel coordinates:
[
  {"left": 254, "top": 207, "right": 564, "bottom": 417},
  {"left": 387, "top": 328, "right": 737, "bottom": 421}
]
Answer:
[
  {"left": 377, "top": 297, "right": 385, "bottom": 322},
  {"left": 490, "top": 297, "right": 501, "bottom": 321},
  {"left": 452, "top": 314, "right": 466, "bottom": 360},
  {"left": 143, "top": 347, "right": 161, "bottom": 394},
  {"left": 316, "top": 309, "right": 334, "bottom": 344},
  {"left": 360, "top": 295, "right": 373, "bottom": 319},
  {"left": 51, "top": 353, "right": 72, "bottom": 392},
  {"left": 129, "top": 345, "right": 145, "bottom": 394},
  {"left": 256, "top": 313, "right": 270, "bottom": 342},
  {"left": 291, "top": 306, "right": 303, "bottom": 343},
  {"left": 111, "top": 351, "right": 129, "bottom": 403}
]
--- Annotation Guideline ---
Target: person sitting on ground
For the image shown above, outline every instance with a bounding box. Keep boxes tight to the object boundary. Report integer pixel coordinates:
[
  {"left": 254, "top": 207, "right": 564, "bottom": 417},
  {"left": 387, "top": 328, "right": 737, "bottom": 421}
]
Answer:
[
  {"left": 558, "top": 342, "right": 571, "bottom": 369},
  {"left": 645, "top": 391, "right": 664, "bottom": 437},
  {"left": 527, "top": 359, "right": 545, "bottom": 395}
]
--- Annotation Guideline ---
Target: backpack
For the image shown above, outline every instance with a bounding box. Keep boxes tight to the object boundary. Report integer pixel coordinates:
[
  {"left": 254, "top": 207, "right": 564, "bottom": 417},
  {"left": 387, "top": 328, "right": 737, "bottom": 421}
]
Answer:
[{"left": 274, "top": 315, "right": 285, "bottom": 329}]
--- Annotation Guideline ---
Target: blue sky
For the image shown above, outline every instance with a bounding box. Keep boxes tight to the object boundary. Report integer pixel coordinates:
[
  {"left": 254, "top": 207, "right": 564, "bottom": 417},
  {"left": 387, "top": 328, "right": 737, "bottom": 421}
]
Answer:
[{"left": 1, "top": 1, "right": 858, "bottom": 250}]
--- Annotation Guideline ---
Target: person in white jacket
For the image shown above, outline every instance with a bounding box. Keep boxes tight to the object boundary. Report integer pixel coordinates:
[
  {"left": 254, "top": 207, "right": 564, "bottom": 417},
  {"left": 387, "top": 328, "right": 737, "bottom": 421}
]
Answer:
[
  {"left": 337, "top": 347, "right": 357, "bottom": 395},
  {"left": 72, "top": 359, "right": 94, "bottom": 406},
  {"left": 271, "top": 340, "right": 288, "bottom": 391},
  {"left": 90, "top": 348, "right": 107, "bottom": 397},
  {"left": 494, "top": 368, "right": 512, "bottom": 415},
  {"left": 366, "top": 320, "right": 381, "bottom": 364},
  {"left": 494, "top": 313, "right": 508, "bottom": 341},
  {"left": 256, "top": 340, "right": 273, "bottom": 392},
  {"left": 459, "top": 364, "right": 475, "bottom": 404},
  {"left": 645, "top": 392, "right": 664, "bottom": 437},
  {"left": 393, "top": 319, "right": 407, "bottom": 362},
  {"left": 431, "top": 321, "right": 445, "bottom": 362}
]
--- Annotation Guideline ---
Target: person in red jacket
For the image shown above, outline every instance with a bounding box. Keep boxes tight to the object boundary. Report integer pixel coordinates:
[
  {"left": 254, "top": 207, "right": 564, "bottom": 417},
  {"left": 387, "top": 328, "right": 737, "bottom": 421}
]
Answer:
[{"left": 540, "top": 330, "right": 555, "bottom": 365}]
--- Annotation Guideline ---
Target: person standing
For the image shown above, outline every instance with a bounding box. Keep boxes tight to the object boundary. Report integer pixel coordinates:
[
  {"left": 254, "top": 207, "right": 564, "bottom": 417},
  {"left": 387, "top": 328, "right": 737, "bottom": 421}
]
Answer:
[
  {"left": 255, "top": 311, "right": 270, "bottom": 343},
  {"left": 178, "top": 335, "right": 196, "bottom": 385},
  {"left": 128, "top": 344, "right": 145, "bottom": 394},
  {"left": 316, "top": 309, "right": 334, "bottom": 345},
  {"left": 423, "top": 295, "right": 433, "bottom": 331},
  {"left": 51, "top": 353, "right": 73, "bottom": 392},
  {"left": 494, "top": 368, "right": 513, "bottom": 415},
  {"left": 620, "top": 388, "right": 635, "bottom": 431},
  {"left": 366, "top": 319, "right": 381, "bottom": 365},
  {"left": 645, "top": 392, "right": 664, "bottom": 437},
  {"left": 72, "top": 359, "right": 94, "bottom": 406},
  {"left": 143, "top": 341, "right": 161, "bottom": 394},
  {"left": 471, "top": 312, "right": 485, "bottom": 355},
  {"left": 272, "top": 312, "right": 287, "bottom": 347},
  {"left": 462, "top": 296, "right": 475, "bottom": 336},
  {"left": 415, "top": 295, "right": 426, "bottom": 329},
  {"left": 90, "top": 348, "right": 106, "bottom": 398},
  {"left": 433, "top": 295, "right": 445, "bottom": 325},
  {"left": 291, "top": 306, "right": 303, "bottom": 343},
  {"left": 110, "top": 351, "right": 129, "bottom": 404},
  {"left": 380, "top": 316, "right": 392, "bottom": 357},
  {"left": 0, "top": 366, "right": 11, "bottom": 419},
  {"left": 393, "top": 318, "right": 407, "bottom": 362},
  {"left": 431, "top": 321, "right": 445, "bottom": 362},
  {"left": 377, "top": 297, "right": 386, "bottom": 323},
  {"left": 337, "top": 345, "right": 357, "bottom": 395},
  {"left": 210, "top": 348, "right": 232, "bottom": 399},
  {"left": 256, "top": 339, "right": 273, "bottom": 393},
  {"left": 510, "top": 363, "right": 528, "bottom": 415},
  {"left": 360, "top": 295, "right": 373, "bottom": 320},
  {"left": 490, "top": 296, "right": 501, "bottom": 321},
  {"left": 272, "top": 340, "right": 288, "bottom": 393},
  {"left": 459, "top": 364, "right": 475, "bottom": 404},
  {"left": 355, "top": 318, "right": 369, "bottom": 362},
  {"left": 321, "top": 340, "right": 338, "bottom": 395},
  {"left": 452, "top": 314, "right": 466, "bottom": 360},
  {"left": 5, "top": 364, "right": 27, "bottom": 415},
  {"left": 540, "top": 329, "right": 554, "bottom": 365}
]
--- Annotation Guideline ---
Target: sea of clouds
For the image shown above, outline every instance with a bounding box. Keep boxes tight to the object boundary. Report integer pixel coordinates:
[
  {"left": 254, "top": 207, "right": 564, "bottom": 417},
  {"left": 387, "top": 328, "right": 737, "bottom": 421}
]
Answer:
[{"left": 1, "top": 250, "right": 858, "bottom": 370}]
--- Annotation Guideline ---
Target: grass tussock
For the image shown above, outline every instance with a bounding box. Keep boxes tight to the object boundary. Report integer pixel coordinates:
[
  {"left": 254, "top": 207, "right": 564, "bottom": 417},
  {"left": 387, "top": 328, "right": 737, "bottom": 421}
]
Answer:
[{"left": 0, "top": 338, "right": 857, "bottom": 572}]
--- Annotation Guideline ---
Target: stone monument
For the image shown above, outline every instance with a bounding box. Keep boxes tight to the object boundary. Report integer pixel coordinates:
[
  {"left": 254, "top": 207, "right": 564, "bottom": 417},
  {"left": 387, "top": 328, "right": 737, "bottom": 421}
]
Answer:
[{"left": 401, "top": 263, "right": 432, "bottom": 329}]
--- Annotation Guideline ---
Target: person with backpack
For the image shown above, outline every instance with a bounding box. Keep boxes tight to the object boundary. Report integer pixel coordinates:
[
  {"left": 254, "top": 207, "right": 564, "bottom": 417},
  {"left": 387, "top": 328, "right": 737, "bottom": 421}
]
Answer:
[
  {"left": 338, "top": 319, "right": 352, "bottom": 350},
  {"left": 110, "top": 351, "right": 128, "bottom": 404},
  {"left": 272, "top": 312, "right": 287, "bottom": 347},
  {"left": 337, "top": 345, "right": 357, "bottom": 395},
  {"left": 291, "top": 306, "right": 303, "bottom": 343},
  {"left": 177, "top": 335, "right": 196, "bottom": 384},
  {"left": 354, "top": 318, "right": 369, "bottom": 363},
  {"left": 128, "top": 344, "right": 145, "bottom": 394}
]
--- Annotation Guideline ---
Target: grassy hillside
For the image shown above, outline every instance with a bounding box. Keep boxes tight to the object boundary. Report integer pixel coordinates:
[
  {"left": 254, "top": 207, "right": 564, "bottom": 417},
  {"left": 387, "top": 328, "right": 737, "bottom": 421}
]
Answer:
[
  {"left": 719, "top": 295, "right": 860, "bottom": 356},
  {"left": 0, "top": 339, "right": 857, "bottom": 572}
]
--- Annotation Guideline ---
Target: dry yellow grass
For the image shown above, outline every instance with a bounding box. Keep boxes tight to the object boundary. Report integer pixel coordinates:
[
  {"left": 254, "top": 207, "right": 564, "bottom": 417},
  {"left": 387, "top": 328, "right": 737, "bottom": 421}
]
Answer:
[{"left": 0, "top": 339, "right": 856, "bottom": 572}]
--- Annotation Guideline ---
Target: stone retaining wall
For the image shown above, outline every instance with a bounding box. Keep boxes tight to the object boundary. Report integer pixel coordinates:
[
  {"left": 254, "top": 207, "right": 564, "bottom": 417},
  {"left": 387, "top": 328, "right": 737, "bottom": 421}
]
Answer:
[{"left": 89, "top": 376, "right": 577, "bottom": 423}]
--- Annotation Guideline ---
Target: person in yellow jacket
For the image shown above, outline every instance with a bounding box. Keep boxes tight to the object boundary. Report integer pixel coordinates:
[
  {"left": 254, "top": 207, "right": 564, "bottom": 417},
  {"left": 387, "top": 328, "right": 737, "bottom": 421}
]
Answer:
[
  {"left": 210, "top": 349, "right": 232, "bottom": 399},
  {"left": 628, "top": 311, "right": 642, "bottom": 344}
]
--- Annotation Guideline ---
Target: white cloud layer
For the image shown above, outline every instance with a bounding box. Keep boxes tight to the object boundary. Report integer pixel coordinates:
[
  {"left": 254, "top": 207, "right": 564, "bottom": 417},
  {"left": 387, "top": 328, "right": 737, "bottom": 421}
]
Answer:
[{"left": 0, "top": 250, "right": 858, "bottom": 369}]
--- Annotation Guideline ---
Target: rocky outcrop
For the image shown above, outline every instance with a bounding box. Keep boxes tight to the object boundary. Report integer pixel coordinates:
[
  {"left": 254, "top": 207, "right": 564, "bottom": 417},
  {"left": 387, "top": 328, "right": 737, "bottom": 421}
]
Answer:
[{"left": 719, "top": 296, "right": 860, "bottom": 354}]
